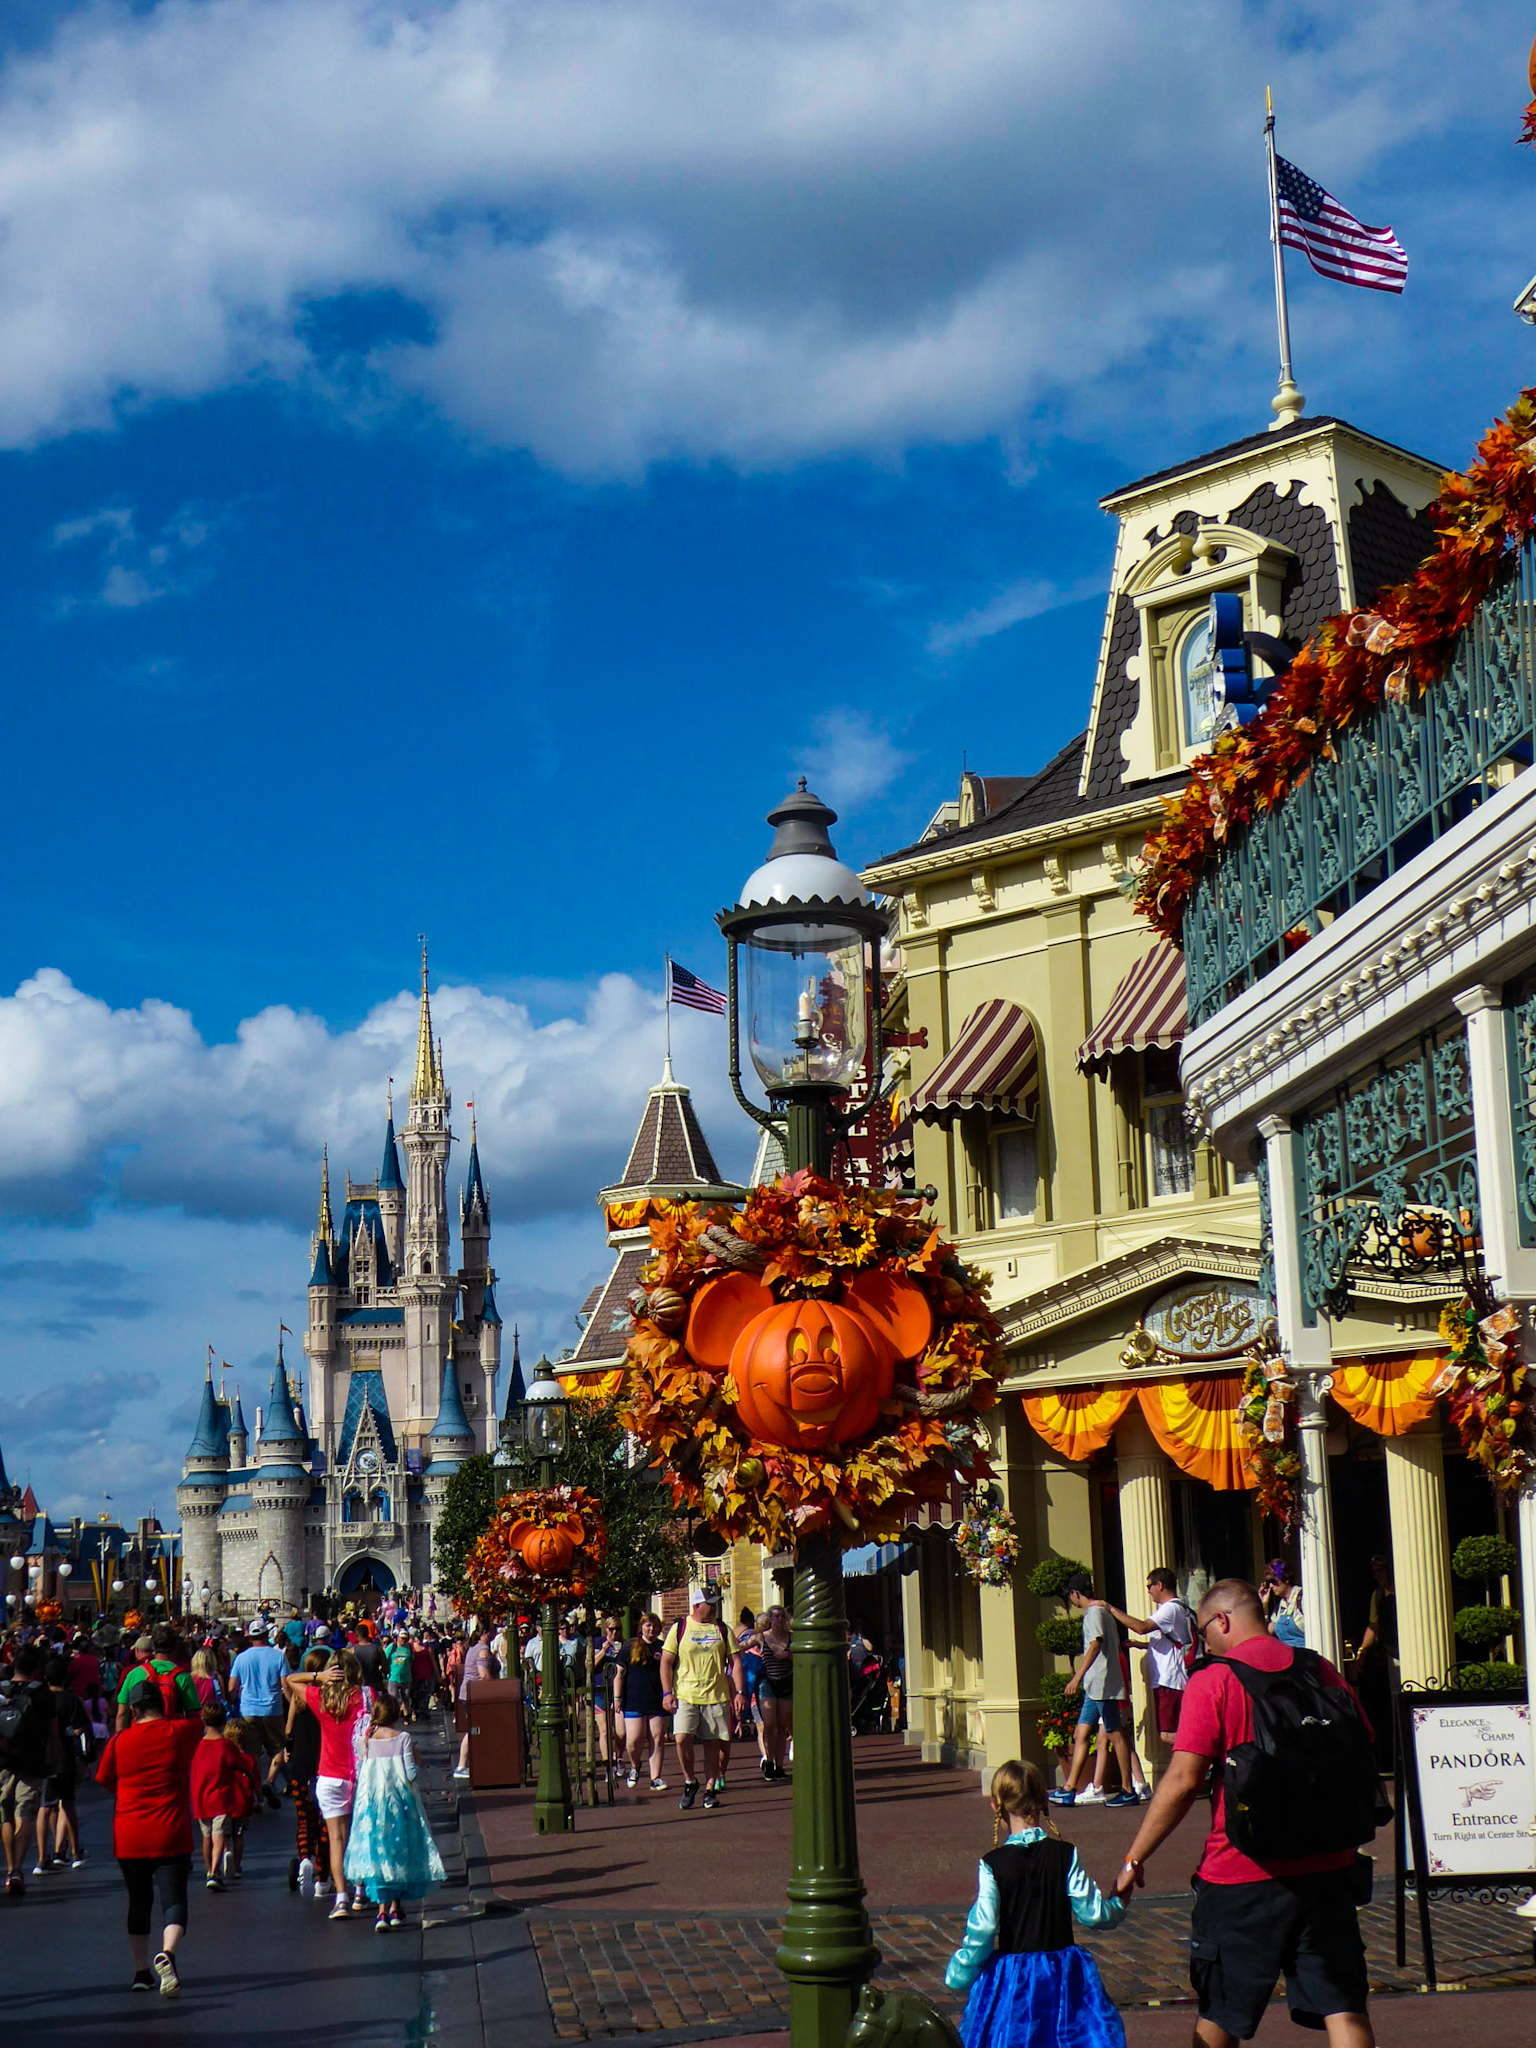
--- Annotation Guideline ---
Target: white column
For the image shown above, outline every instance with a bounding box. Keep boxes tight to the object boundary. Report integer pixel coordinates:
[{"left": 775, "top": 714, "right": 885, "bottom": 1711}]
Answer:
[
  {"left": 1454, "top": 986, "right": 1536, "bottom": 1297},
  {"left": 1260, "top": 1114, "right": 1342, "bottom": 1666},
  {"left": 1382, "top": 1423, "right": 1455, "bottom": 1687},
  {"left": 1114, "top": 1406, "right": 1176, "bottom": 1781}
]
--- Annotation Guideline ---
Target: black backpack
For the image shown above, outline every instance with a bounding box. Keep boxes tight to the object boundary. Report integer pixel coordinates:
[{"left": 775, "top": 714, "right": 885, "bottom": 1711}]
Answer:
[{"left": 1214, "top": 1649, "right": 1386, "bottom": 1860}]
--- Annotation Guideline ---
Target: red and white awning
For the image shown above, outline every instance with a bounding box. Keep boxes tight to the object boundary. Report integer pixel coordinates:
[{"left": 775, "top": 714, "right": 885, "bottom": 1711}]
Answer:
[
  {"left": 909, "top": 1000, "right": 1039, "bottom": 1127},
  {"left": 1076, "top": 943, "right": 1188, "bottom": 1072}
]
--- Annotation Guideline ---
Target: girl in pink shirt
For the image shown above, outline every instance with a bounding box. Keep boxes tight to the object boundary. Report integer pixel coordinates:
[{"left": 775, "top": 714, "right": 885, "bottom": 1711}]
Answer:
[{"left": 283, "top": 1652, "right": 373, "bottom": 1918}]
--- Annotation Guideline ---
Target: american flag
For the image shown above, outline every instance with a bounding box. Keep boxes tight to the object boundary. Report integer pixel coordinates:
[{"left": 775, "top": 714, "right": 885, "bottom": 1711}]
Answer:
[
  {"left": 666, "top": 958, "right": 727, "bottom": 1016},
  {"left": 1275, "top": 157, "right": 1407, "bottom": 294}
]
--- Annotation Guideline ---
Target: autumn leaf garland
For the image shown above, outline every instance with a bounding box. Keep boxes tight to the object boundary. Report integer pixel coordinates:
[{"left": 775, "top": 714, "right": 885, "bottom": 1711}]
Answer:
[{"left": 1134, "top": 386, "right": 1536, "bottom": 945}]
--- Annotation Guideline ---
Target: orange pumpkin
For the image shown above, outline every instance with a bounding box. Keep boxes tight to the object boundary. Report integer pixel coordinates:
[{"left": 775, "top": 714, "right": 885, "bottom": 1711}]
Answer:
[
  {"left": 731, "top": 1299, "right": 893, "bottom": 1449},
  {"left": 506, "top": 1511, "right": 584, "bottom": 1578}
]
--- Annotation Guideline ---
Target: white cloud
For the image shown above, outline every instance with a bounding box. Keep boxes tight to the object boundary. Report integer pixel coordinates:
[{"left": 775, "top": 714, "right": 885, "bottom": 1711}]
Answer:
[
  {"left": 925, "top": 574, "right": 1103, "bottom": 657},
  {"left": 50, "top": 500, "right": 219, "bottom": 609},
  {"left": 0, "top": 964, "right": 755, "bottom": 1227},
  {"left": 0, "top": 0, "right": 1513, "bottom": 473},
  {"left": 796, "top": 708, "right": 913, "bottom": 810}
]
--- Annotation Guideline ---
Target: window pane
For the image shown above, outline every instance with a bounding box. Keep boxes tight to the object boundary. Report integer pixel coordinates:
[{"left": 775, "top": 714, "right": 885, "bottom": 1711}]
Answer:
[
  {"left": 1178, "top": 611, "right": 1218, "bottom": 748},
  {"left": 995, "top": 1126, "right": 1037, "bottom": 1221},
  {"left": 1148, "top": 1103, "right": 1197, "bottom": 1198}
]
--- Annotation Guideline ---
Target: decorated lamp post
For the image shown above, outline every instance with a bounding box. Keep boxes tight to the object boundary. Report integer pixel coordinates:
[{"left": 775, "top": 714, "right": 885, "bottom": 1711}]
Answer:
[
  {"left": 503, "top": 1359, "right": 577, "bottom": 1835},
  {"left": 619, "top": 784, "right": 1000, "bottom": 2048}
]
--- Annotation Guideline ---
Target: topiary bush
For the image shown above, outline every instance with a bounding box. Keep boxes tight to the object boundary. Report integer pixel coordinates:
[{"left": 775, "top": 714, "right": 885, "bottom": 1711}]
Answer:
[
  {"left": 1036, "top": 1671, "right": 1077, "bottom": 1753},
  {"left": 1453, "top": 1604, "right": 1521, "bottom": 1651},
  {"left": 1453, "top": 1660, "right": 1525, "bottom": 1693},
  {"left": 1452, "top": 1535, "right": 1518, "bottom": 1586},
  {"left": 1027, "top": 1556, "right": 1091, "bottom": 1603},
  {"left": 1035, "top": 1616, "right": 1085, "bottom": 1658}
]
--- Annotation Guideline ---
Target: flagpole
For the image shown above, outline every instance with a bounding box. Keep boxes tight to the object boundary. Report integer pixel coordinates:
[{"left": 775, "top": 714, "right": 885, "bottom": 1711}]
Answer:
[
  {"left": 663, "top": 956, "right": 673, "bottom": 1078},
  {"left": 1264, "top": 87, "right": 1305, "bottom": 430}
]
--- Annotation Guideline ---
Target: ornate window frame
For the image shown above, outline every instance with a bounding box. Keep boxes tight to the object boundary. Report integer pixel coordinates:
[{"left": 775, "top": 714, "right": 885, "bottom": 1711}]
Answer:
[{"left": 1120, "top": 525, "right": 1296, "bottom": 779}]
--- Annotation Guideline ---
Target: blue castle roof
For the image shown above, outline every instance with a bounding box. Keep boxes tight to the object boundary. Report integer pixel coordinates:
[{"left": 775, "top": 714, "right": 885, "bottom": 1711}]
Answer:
[
  {"left": 186, "top": 1374, "right": 230, "bottom": 1460},
  {"left": 309, "top": 1235, "right": 335, "bottom": 1287},
  {"left": 260, "top": 1361, "right": 303, "bottom": 1447},
  {"left": 337, "top": 1370, "right": 398, "bottom": 1467},
  {"left": 380, "top": 1113, "right": 404, "bottom": 1192},
  {"left": 482, "top": 1283, "right": 503, "bottom": 1329},
  {"left": 339, "top": 1196, "right": 394, "bottom": 1290},
  {"left": 427, "top": 1358, "right": 474, "bottom": 1452}
]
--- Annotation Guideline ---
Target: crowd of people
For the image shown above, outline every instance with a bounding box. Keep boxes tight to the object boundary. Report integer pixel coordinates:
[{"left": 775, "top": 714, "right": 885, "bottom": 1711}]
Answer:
[{"left": 0, "top": 1602, "right": 456, "bottom": 1996}]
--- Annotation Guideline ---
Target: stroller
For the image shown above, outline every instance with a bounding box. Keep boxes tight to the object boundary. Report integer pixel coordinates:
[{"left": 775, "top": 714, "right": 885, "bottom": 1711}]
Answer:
[{"left": 850, "top": 1654, "right": 891, "bottom": 1735}]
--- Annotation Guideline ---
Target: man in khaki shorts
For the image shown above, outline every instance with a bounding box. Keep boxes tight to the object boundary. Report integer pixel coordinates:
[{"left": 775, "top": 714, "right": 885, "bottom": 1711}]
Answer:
[{"left": 660, "top": 1588, "right": 746, "bottom": 1813}]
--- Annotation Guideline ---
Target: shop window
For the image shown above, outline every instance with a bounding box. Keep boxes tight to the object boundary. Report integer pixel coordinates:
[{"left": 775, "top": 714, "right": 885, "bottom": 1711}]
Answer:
[
  {"left": 991, "top": 1124, "right": 1038, "bottom": 1224},
  {"left": 1144, "top": 1047, "right": 1197, "bottom": 1199}
]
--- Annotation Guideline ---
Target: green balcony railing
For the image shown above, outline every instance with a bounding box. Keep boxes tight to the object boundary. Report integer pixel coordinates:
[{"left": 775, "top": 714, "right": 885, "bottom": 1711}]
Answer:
[{"left": 1184, "top": 543, "right": 1536, "bottom": 1028}]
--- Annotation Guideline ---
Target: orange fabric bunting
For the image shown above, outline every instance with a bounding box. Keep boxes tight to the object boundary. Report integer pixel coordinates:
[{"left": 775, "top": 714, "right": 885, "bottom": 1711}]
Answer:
[
  {"left": 1328, "top": 1353, "right": 1443, "bottom": 1437},
  {"left": 1022, "top": 1387, "right": 1134, "bottom": 1463},
  {"left": 1136, "top": 1376, "right": 1251, "bottom": 1491}
]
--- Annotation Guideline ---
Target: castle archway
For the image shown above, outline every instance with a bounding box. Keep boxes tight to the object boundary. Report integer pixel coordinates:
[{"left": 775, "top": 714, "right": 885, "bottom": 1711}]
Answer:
[{"left": 334, "top": 1553, "right": 397, "bottom": 1605}]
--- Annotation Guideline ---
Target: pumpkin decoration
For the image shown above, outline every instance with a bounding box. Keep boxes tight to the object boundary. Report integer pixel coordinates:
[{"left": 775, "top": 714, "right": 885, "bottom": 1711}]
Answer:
[
  {"left": 506, "top": 1511, "right": 584, "bottom": 1577},
  {"left": 644, "top": 1284, "right": 687, "bottom": 1333},
  {"left": 622, "top": 1170, "right": 1000, "bottom": 1550},
  {"left": 458, "top": 1483, "right": 608, "bottom": 1621}
]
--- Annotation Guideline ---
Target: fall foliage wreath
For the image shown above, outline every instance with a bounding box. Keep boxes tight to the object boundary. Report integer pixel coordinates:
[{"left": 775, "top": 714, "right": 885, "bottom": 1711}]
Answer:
[
  {"left": 620, "top": 1172, "right": 1000, "bottom": 1551},
  {"left": 1134, "top": 385, "right": 1536, "bottom": 944},
  {"left": 1432, "top": 1300, "right": 1534, "bottom": 1497},
  {"left": 458, "top": 1484, "right": 608, "bottom": 1619}
]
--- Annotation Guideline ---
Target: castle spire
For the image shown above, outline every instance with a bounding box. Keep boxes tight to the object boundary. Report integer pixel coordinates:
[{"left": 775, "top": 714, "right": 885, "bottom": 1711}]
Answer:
[
  {"left": 318, "top": 1146, "right": 334, "bottom": 1240},
  {"left": 413, "top": 939, "right": 440, "bottom": 1101},
  {"left": 379, "top": 1088, "right": 404, "bottom": 1192}
]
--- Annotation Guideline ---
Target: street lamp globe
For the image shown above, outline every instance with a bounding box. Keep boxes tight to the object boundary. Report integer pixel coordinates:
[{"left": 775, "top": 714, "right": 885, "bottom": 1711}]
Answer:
[
  {"left": 8, "top": 1554, "right": 24, "bottom": 1572},
  {"left": 517, "top": 1357, "right": 570, "bottom": 1462},
  {"left": 56, "top": 1562, "right": 71, "bottom": 1579},
  {"left": 111, "top": 1579, "right": 125, "bottom": 1594},
  {"left": 144, "top": 1578, "right": 159, "bottom": 1593},
  {"left": 724, "top": 781, "right": 883, "bottom": 1094}
]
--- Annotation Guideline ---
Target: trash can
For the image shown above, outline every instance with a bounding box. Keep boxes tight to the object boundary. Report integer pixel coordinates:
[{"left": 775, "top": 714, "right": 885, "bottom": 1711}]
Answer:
[{"left": 466, "top": 1677, "right": 525, "bottom": 1789}]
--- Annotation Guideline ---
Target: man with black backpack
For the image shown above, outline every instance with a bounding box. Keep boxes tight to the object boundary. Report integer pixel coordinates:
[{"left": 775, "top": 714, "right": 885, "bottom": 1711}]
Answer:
[
  {"left": 1, "top": 1643, "right": 59, "bottom": 1900},
  {"left": 1113, "top": 1577, "right": 1382, "bottom": 2048}
]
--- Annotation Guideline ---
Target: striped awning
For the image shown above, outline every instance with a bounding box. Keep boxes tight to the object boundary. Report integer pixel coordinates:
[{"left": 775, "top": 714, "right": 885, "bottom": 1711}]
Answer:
[
  {"left": 1076, "top": 943, "right": 1188, "bottom": 1072},
  {"left": 910, "top": 1000, "right": 1039, "bottom": 1127}
]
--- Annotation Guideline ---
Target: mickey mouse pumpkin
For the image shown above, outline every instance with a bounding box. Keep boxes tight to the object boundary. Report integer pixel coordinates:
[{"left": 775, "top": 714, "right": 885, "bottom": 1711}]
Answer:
[
  {"left": 505, "top": 1509, "right": 585, "bottom": 1577},
  {"left": 685, "top": 1267, "right": 935, "bottom": 1450}
]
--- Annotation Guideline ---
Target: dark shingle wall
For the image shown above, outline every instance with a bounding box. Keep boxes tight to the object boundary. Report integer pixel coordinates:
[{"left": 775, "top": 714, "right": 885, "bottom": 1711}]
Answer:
[
  {"left": 1082, "top": 593, "right": 1143, "bottom": 802},
  {"left": 1226, "top": 481, "right": 1339, "bottom": 646},
  {"left": 1347, "top": 481, "right": 1436, "bottom": 609}
]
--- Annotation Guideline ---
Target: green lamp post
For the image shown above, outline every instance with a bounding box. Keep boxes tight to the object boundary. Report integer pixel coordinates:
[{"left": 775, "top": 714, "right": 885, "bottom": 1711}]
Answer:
[
  {"left": 717, "top": 779, "right": 890, "bottom": 2048},
  {"left": 506, "top": 1356, "right": 576, "bottom": 1835}
]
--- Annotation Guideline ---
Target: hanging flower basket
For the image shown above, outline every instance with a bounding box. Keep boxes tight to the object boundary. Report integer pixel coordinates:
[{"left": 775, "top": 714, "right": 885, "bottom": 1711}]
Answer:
[
  {"left": 1236, "top": 1343, "right": 1302, "bottom": 1530},
  {"left": 458, "top": 1485, "right": 608, "bottom": 1622},
  {"left": 955, "top": 1495, "right": 1020, "bottom": 1586},
  {"left": 621, "top": 1172, "right": 1000, "bottom": 1550},
  {"left": 1432, "top": 1300, "right": 1534, "bottom": 1496}
]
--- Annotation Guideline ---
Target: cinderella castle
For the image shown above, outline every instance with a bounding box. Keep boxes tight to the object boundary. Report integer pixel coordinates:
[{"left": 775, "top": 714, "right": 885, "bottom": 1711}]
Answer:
[{"left": 177, "top": 956, "right": 503, "bottom": 1611}]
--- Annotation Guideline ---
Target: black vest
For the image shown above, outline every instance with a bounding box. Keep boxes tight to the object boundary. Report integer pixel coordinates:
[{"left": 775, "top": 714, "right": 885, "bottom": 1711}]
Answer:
[{"left": 983, "top": 1835, "right": 1075, "bottom": 1953}]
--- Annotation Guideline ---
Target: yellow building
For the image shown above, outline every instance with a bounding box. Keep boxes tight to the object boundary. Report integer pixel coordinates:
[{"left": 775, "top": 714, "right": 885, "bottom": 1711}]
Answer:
[{"left": 864, "top": 410, "right": 1462, "bottom": 1775}]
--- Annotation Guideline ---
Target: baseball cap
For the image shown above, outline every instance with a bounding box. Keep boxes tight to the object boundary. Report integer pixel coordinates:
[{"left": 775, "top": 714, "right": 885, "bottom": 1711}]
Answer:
[
  {"left": 247, "top": 1620, "right": 268, "bottom": 1637},
  {"left": 133, "top": 1634, "right": 154, "bottom": 1654},
  {"left": 689, "top": 1584, "right": 718, "bottom": 1608}
]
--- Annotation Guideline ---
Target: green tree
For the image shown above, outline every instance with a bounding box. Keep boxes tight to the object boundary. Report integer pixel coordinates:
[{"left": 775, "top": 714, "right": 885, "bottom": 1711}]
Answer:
[{"left": 432, "top": 1399, "right": 691, "bottom": 1617}]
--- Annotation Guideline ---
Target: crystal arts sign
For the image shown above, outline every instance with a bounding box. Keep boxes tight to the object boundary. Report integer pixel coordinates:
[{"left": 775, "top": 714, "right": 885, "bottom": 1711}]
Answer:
[{"left": 1121, "top": 1280, "right": 1270, "bottom": 1368}]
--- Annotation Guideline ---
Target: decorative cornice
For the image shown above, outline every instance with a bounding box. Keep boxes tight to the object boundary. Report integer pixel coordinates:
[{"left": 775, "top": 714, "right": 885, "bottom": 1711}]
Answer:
[{"left": 863, "top": 792, "right": 1165, "bottom": 891}]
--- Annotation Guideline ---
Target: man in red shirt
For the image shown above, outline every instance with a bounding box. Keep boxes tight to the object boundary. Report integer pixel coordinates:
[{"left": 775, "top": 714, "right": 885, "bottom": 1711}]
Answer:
[{"left": 1113, "top": 1578, "right": 1376, "bottom": 2048}]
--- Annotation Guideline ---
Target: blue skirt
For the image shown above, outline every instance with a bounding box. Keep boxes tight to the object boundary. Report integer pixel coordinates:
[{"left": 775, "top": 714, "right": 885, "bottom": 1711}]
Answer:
[{"left": 960, "top": 1947, "right": 1125, "bottom": 2048}]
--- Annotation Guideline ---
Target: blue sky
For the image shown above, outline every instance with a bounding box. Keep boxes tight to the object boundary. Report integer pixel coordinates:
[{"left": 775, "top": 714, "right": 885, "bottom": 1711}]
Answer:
[{"left": 1, "top": 0, "right": 1534, "bottom": 1522}]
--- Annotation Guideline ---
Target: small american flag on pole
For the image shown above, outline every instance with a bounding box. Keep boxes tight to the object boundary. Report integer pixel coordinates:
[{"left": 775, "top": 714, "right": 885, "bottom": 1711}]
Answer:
[
  {"left": 666, "top": 958, "right": 727, "bottom": 1016},
  {"left": 1274, "top": 157, "right": 1407, "bottom": 294}
]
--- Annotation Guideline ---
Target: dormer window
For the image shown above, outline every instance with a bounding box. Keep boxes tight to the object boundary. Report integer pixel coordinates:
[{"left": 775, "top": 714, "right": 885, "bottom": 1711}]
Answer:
[{"left": 1176, "top": 611, "right": 1220, "bottom": 750}]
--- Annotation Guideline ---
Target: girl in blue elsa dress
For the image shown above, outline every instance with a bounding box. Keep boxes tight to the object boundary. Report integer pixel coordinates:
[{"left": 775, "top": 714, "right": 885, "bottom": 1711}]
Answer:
[
  {"left": 343, "top": 1692, "right": 446, "bottom": 1932},
  {"left": 945, "top": 1760, "right": 1127, "bottom": 2048}
]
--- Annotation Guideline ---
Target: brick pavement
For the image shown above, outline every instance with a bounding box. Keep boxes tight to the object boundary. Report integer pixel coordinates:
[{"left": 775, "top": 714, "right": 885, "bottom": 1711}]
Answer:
[{"left": 472, "top": 1735, "right": 1536, "bottom": 2042}]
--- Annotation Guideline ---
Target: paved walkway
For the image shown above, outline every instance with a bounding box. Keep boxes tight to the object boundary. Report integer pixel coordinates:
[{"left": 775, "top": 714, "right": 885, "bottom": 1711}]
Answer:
[
  {"left": 0, "top": 1714, "right": 534, "bottom": 2047},
  {"left": 474, "top": 1735, "right": 1536, "bottom": 2044}
]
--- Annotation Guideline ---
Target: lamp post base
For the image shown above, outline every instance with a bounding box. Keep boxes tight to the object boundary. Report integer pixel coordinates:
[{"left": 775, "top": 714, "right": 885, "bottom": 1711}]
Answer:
[
  {"left": 532, "top": 1597, "right": 575, "bottom": 1834},
  {"left": 775, "top": 1532, "right": 878, "bottom": 2048}
]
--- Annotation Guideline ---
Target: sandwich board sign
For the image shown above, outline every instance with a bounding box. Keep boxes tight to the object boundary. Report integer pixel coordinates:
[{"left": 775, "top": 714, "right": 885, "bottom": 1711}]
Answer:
[{"left": 1394, "top": 1691, "right": 1536, "bottom": 1987}]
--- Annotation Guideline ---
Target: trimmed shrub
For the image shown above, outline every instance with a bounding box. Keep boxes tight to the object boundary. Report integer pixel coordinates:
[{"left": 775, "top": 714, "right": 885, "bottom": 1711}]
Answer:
[
  {"left": 1035, "top": 1616, "right": 1085, "bottom": 1658},
  {"left": 1453, "top": 1661, "right": 1525, "bottom": 1693},
  {"left": 1451, "top": 1535, "right": 1518, "bottom": 1586},
  {"left": 1452, "top": 1604, "right": 1521, "bottom": 1651},
  {"left": 1026, "top": 1556, "right": 1091, "bottom": 1603},
  {"left": 1036, "top": 1670, "right": 1077, "bottom": 1752}
]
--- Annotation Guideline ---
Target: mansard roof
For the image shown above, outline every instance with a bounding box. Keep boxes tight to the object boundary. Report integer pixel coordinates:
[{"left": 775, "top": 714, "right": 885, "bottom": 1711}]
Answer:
[
  {"left": 337, "top": 1368, "right": 398, "bottom": 1467},
  {"left": 609, "top": 1068, "right": 727, "bottom": 1194},
  {"left": 567, "top": 1245, "right": 647, "bottom": 1370}
]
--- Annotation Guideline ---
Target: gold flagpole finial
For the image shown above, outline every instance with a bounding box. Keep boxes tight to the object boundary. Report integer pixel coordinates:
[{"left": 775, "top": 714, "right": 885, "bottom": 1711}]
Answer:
[{"left": 1266, "top": 83, "right": 1273, "bottom": 119}]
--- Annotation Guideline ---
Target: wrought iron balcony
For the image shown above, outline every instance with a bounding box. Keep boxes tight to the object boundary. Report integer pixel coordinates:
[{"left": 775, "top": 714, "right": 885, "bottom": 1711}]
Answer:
[{"left": 1183, "top": 543, "right": 1536, "bottom": 1027}]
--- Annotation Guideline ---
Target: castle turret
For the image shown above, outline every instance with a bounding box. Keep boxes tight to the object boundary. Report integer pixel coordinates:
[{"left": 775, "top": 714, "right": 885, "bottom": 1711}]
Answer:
[
  {"left": 377, "top": 1085, "right": 405, "bottom": 1274},
  {"left": 226, "top": 1385, "right": 249, "bottom": 1471},
  {"left": 252, "top": 1334, "right": 309, "bottom": 1612},
  {"left": 424, "top": 1357, "right": 475, "bottom": 1471},
  {"left": 177, "top": 1360, "right": 230, "bottom": 1606}
]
